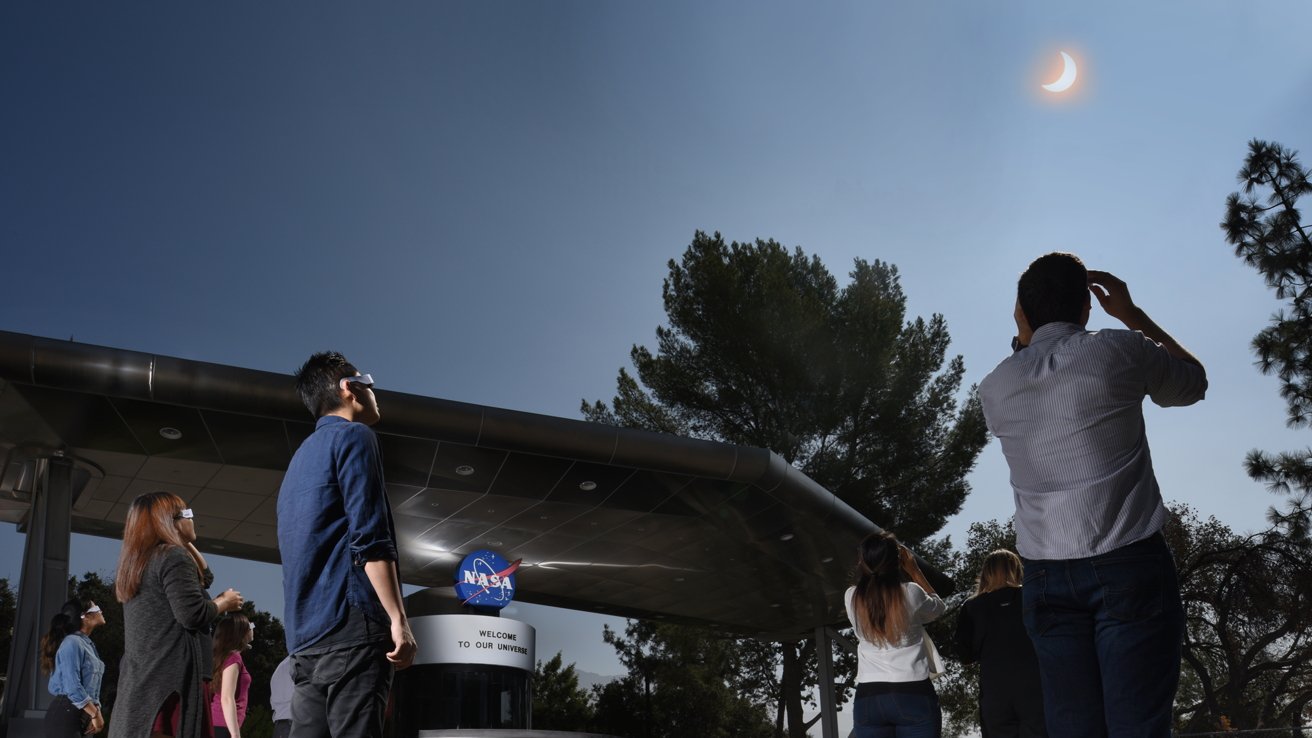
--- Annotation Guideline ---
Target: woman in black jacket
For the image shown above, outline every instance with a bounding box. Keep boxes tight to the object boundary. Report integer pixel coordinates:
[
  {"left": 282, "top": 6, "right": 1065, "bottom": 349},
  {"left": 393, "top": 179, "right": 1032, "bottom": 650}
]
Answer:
[{"left": 955, "top": 549, "right": 1047, "bottom": 738}]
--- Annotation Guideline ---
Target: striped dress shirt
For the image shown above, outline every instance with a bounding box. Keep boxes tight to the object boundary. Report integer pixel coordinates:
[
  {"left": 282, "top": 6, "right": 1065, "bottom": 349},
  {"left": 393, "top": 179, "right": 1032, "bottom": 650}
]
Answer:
[{"left": 979, "top": 321, "right": 1207, "bottom": 559}]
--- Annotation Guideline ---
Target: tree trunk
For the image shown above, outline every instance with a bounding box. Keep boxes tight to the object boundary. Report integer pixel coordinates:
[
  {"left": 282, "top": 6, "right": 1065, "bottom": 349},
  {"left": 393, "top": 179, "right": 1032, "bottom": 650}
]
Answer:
[
  {"left": 775, "top": 685, "right": 786, "bottom": 738},
  {"left": 779, "top": 639, "right": 818, "bottom": 738},
  {"left": 781, "top": 642, "right": 806, "bottom": 738}
]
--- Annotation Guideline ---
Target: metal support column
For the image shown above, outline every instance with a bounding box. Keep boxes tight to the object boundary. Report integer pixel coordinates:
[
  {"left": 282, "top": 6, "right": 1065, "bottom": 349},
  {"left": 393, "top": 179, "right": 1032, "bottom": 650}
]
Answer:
[
  {"left": 816, "top": 625, "right": 838, "bottom": 738},
  {"left": 1, "top": 456, "right": 74, "bottom": 738}
]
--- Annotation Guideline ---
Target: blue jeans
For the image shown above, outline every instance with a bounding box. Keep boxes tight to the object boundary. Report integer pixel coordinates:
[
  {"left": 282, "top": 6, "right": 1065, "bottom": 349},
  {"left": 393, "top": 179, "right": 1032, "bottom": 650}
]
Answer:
[
  {"left": 1021, "top": 532, "right": 1184, "bottom": 738},
  {"left": 852, "top": 683, "right": 941, "bottom": 738}
]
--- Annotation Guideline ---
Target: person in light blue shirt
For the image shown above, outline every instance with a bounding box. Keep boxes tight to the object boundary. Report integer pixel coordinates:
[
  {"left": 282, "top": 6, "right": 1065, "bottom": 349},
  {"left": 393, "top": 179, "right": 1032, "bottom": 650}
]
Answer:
[{"left": 41, "top": 598, "right": 107, "bottom": 736}]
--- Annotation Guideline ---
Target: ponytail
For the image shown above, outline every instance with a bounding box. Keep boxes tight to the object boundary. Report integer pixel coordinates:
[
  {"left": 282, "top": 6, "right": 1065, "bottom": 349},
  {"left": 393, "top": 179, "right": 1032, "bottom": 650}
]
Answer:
[{"left": 39, "top": 600, "right": 86, "bottom": 674}]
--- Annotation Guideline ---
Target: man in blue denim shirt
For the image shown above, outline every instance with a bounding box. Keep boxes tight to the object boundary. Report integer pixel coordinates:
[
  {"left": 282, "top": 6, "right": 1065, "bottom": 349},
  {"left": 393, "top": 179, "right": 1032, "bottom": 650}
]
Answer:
[{"left": 278, "top": 352, "right": 417, "bottom": 738}]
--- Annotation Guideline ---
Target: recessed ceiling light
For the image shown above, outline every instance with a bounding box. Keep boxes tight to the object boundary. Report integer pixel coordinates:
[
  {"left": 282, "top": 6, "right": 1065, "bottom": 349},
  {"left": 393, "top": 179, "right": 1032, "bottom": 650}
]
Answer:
[
  {"left": 455, "top": 465, "right": 475, "bottom": 476},
  {"left": 159, "top": 427, "right": 182, "bottom": 440},
  {"left": 485, "top": 539, "right": 501, "bottom": 547},
  {"left": 579, "top": 481, "right": 597, "bottom": 491}
]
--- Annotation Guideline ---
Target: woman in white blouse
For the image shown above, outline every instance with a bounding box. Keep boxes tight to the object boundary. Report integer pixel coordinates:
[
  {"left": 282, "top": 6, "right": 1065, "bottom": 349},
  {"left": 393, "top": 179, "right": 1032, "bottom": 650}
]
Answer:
[{"left": 845, "top": 531, "right": 946, "bottom": 738}]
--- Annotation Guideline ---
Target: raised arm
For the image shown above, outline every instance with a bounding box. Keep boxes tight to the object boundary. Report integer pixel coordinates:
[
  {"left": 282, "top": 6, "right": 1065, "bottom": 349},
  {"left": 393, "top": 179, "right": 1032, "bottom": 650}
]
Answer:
[
  {"left": 1087, "top": 270, "right": 1204, "bottom": 370},
  {"left": 160, "top": 547, "right": 221, "bottom": 630}
]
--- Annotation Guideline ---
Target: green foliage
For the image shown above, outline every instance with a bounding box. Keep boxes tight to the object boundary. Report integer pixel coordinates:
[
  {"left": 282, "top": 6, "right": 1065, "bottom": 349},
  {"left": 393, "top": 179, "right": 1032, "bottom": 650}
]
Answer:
[
  {"left": 1222, "top": 139, "right": 1312, "bottom": 540},
  {"left": 242, "top": 705, "right": 275, "bottom": 738},
  {"left": 1165, "top": 503, "right": 1312, "bottom": 732},
  {"left": 532, "top": 652, "right": 594, "bottom": 731},
  {"left": 239, "top": 600, "right": 289, "bottom": 716},
  {"left": 0, "top": 577, "right": 15, "bottom": 690},
  {"left": 590, "top": 621, "right": 776, "bottom": 738},
  {"left": 585, "top": 232, "right": 988, "bottom": 543},
  {"left": 583, "top": 231, "right": 989, "bottom": 736}
]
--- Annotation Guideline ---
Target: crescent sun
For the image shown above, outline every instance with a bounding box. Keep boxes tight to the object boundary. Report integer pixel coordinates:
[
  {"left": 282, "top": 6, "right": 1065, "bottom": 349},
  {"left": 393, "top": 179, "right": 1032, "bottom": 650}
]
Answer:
[{"left": 1042, "top": 52, "right": 1077, "bottom": 93}]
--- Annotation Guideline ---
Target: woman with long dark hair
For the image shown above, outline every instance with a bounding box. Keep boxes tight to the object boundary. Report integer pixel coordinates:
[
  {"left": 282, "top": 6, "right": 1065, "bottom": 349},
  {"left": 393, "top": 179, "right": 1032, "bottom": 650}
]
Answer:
[
  {"left": 209, "top": 613, "right": 254, "bottom": 738},
  {"left": 955, "top": 549, "right": 1046, "bottom": 738},
  {"left": 846, "top": 530, "right": 946, "bottom": 738},
  {"left": 41, "top": 598, "right": 107, "bottom": 736},
  {"left": 107, "top": 492, "right": 243, "bottom": 738}
]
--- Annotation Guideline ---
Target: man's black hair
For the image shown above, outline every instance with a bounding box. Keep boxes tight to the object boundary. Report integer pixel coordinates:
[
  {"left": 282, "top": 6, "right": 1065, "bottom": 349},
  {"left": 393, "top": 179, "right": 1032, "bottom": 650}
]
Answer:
[
  {"left": 294, "top": 352, "right": 359, "bottom": 418},
  {"left": 1018, "top": 252, "right": 1088, "bottom": 331}
]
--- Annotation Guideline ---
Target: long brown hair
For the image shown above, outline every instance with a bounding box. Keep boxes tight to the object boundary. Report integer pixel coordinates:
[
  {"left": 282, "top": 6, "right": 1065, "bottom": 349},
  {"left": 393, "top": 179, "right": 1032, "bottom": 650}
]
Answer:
[
  {"left": 212, "top": 613, "right": 251, "bottom": 684},
  {"left": 115, "top": 491, "right": 191, "bottom": 603},
  {"left": 975, "top": 549, "right": 1023, "bottom": 595},
  {"left": 851, "top": 531, "right": 911, "bottom": 646}
]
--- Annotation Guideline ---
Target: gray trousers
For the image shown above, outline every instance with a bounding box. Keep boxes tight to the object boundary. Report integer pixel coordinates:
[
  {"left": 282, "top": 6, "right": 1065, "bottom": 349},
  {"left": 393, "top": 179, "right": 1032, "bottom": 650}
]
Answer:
[{"left": 290, "top": 642, "right": 394, "bottom": 738}]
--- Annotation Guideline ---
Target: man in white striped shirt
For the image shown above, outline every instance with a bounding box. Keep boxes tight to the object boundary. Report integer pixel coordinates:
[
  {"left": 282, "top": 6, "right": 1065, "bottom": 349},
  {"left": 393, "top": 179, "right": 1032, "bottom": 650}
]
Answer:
[{"left": 979, "top": 252, "right": 1207, "bottom": 738}]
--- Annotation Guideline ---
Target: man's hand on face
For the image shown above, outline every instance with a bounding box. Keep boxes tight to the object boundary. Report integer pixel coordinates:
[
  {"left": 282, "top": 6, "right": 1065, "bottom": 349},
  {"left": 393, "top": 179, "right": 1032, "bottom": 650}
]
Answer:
[{"left": 1087, "top": 270, "right": 1139, "bottom": 324}]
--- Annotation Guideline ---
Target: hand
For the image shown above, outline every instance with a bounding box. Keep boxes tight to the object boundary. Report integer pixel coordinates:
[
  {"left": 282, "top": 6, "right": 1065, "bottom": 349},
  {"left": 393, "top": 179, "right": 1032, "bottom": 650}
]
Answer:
[
  {"left": 388, "top": 619, "right": 418, "bottom": 670},
  {"left": 898, "top": 545, "right": 918, "bottom": 572},
  {"left": 1087, "top": 270, "right": 1139, "bottom": 324},
  {"left": 215, "top": 588, "right": 243, "bottom": 613},
  {"left": 1013, "top": 299, "right": 1033, "bottom": 347}
]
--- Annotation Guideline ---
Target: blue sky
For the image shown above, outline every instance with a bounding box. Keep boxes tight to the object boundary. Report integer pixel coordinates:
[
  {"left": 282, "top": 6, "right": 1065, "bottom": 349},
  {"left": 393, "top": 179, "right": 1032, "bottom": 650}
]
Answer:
[{"left": 4, "top": 1, "right": 1312, "bottom": 730}]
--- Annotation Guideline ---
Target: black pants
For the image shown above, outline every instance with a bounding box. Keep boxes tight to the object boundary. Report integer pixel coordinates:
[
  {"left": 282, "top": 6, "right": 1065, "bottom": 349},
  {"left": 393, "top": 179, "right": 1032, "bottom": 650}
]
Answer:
[
  {"left": 981, "top": 682, "right": 1047, "bottom": 738},
  {"left": 44, "top": 695, "right": 90, "bottom": 738},
  {"left": 290, "top": 641, "right": 393, "bottom": 738},
  {"left": 273, "top": 719, "right": 293, "bottom": 738}
]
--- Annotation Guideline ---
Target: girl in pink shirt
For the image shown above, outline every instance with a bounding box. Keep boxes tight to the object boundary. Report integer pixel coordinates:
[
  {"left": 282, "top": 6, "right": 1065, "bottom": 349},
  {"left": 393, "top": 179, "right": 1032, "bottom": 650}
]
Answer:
[{"left": 210, "top": 614, "right": 253, "bottom": 738}]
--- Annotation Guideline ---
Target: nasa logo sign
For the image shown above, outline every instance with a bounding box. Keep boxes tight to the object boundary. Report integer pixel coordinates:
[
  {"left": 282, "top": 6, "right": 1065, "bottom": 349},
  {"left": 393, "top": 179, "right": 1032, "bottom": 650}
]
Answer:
[{"left": 453, "top": 549, "right": 521, "bottom": 609}]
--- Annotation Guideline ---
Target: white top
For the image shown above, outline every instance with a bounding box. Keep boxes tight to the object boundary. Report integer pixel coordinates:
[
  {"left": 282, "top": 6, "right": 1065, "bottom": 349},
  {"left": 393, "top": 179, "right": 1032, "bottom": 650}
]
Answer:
[
  {"left": 845, "top": 582, "right": 945, "bottom": 683},
  {"left": 269, "top": 657, "right": 293, "bottom": 722},
  {"left": 979, "top": 323, "right": 1206, "bottom": 559}
]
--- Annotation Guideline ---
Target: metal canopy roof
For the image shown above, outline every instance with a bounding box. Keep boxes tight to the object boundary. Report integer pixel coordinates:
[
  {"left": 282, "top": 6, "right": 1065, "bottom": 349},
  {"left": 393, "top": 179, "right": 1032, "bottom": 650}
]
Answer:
[{"left": 0, "top": 330, "right": 885, "bottom": 640}]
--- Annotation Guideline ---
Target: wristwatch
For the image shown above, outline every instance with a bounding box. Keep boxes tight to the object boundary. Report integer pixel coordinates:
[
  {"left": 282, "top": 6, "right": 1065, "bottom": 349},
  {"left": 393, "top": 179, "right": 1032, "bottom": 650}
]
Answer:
[{"left": 1011, "top": 336, "right": 1028, "bottom": 353}]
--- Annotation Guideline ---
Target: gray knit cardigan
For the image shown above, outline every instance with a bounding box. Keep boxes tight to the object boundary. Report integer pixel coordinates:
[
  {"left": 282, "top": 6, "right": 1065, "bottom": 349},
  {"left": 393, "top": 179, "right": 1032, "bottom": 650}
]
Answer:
[{"left": 109, "top": 545, "right": 218, "bottom": 738}]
